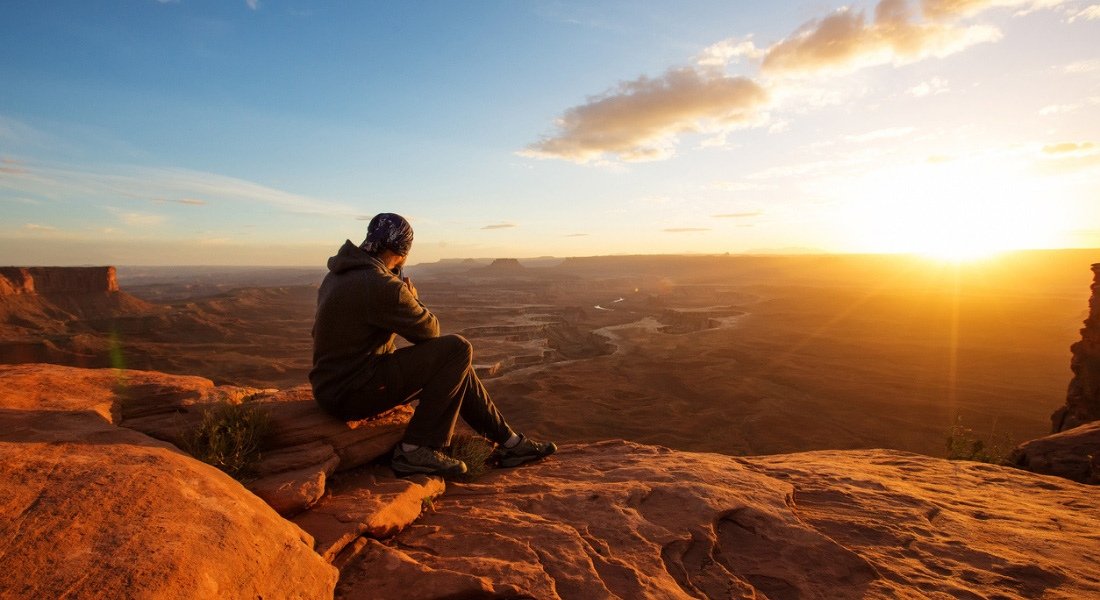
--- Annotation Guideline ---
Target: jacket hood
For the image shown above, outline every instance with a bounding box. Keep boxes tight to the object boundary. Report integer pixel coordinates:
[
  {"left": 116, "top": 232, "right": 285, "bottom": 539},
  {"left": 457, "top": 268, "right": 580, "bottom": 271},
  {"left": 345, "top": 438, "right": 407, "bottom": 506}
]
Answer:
[{"left": 327, "top": 240, "right": 385, "bottom": 274}]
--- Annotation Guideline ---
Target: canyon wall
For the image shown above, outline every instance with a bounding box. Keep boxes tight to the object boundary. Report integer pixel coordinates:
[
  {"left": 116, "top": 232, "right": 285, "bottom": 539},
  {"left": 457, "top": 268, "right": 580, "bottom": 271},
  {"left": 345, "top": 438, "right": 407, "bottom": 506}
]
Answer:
[
  {"left": 0, "top": 267, "right": 119, "bottom": 296},
  {"left": 1054, "top": 263, "right": 1100, "bottom": 432}
]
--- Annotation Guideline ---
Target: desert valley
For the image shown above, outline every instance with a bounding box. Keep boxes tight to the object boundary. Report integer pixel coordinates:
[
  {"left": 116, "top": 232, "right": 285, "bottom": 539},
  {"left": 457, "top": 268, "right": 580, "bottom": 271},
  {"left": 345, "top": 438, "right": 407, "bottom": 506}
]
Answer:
[{"left": 2, "top": 249, "right": 1100, "bottom": 598}]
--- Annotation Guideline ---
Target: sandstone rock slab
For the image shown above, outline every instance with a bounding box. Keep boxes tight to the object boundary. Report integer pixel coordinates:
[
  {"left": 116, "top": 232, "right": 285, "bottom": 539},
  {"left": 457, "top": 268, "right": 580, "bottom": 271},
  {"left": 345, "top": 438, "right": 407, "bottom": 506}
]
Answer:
[
  {"left": 294, "top": 465, "right": 446, "bottom": 563},
  {"left": 0, "top": 407, "right": 337, "bottom": 599},
  {"left": 338, "top": 441, "right": 1100, "bottom": 600}
]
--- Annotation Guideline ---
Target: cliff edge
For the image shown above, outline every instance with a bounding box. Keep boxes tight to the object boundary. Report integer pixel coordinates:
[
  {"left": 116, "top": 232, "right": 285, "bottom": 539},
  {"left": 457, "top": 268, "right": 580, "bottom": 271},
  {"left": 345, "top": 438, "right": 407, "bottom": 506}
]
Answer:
[
  {"left": 1053, "top": 263, "right": 1100, "bottom": 432},
  {"left": 0, "top": 266, "right": 119, "bottom": 295}
]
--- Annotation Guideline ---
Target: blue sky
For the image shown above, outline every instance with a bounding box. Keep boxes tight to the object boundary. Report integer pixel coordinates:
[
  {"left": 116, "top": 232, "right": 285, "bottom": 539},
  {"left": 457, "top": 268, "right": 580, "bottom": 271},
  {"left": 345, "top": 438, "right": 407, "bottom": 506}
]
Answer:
[{"left": 2, "top": 0, "right": 1099, "bottom": 265}]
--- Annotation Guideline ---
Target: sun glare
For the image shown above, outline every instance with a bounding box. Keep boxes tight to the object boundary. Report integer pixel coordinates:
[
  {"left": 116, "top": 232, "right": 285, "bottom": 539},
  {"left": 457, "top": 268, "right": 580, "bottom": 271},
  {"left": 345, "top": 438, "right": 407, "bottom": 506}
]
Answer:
[{"left": 839, "top": 158, "right": 1066, "bottom": 262}]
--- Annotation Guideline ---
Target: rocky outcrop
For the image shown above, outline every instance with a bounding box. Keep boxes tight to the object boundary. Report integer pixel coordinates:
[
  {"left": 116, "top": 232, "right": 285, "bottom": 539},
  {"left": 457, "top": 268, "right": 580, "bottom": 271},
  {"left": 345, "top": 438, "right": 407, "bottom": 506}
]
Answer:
[
  {"left": 0, "top": 266, "right": 119, "bottom": 295},
  {"left": 0, "top": 364, "right": 411, "bottom": 517},
  {"left": 0, "top": 368, "right": 338, "bottom": 598},
  {"left": 7, "top": 363, "right": 1100, "bottom": 598},
  {"left": 1009, "top": 420, "right": 1100, "bottom": 484},
  {"left": 337, "top": 441, "right": 1100, "bottom": 599},
  {"left": 1053, "top": 263, "right": 1100, "bottom": 432}
]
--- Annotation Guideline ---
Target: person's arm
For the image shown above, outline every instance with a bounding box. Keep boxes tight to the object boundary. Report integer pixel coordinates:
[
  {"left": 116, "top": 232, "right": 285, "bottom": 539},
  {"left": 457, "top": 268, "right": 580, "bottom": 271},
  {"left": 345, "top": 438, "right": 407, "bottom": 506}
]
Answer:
[{"left": 370, "top": 276, "right": 440, "bottom": 343}]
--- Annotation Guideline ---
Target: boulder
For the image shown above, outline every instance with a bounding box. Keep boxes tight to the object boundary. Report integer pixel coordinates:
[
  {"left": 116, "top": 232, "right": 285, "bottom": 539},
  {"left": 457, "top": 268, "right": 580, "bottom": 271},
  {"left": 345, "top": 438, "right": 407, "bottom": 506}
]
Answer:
[
  {"left": 1009, "top": 420, "right": 1100, "bottom": 484},
  {"left": 0, "top": 406, "right": 337, "bottom": 598}
]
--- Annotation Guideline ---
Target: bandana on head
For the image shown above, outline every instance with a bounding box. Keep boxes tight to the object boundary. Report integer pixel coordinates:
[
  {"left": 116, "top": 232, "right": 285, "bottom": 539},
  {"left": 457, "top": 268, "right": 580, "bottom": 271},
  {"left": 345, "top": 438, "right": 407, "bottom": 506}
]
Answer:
[{"left": 361, "top": 213, "right": 414, "bottom": 256}]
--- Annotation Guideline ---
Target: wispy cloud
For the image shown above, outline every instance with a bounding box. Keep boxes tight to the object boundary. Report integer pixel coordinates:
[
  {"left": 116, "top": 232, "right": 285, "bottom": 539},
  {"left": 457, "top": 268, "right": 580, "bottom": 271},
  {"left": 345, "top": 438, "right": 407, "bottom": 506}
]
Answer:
[
  {"left": 1036, "top": 140, "right": 1100, "bottom": 172},
  {"left": 710, "top": 181, "right": 773, "bottom": 192},
  {"left": 1058, "top": 58, "right": 1100, "bottom": 74},
  {"left": 0, "top": 162, "right": 356, "bottom": 217},
  {"left": 713, "top": 211, "right": 763, "bottom": 218},
  {"left": 23, "top": 223, "right": 57, "bottom": 232},
  {"left": 245, "top": 0, "right": 260, "bottom": 10},
  {"left": 921, "top": 0, "right": 1067, "bottom": 19},
  {"left": 482, "top": 223, "right": 516, "bottom": 230},
  {"left": 106, "top": 207, "right": 168, "bottom": 227},
  {"left": 1042, "top": 141, "right": 1096, "bottom": 154},
  {"left": 1068, "top": 5, "right": 1100, "bottom": 22},
  {"left": 663, "top": 227, "right": 711, "bottom": 233},
  {"left": 906, "top": 77, "right": 950, "bottom": 96},
  {"left": 844, "top": 126, "right": 916, "bottom": 143},
  {"left": 565, "top": 233, "right": 589, "bottom": 237},
  {"left": 521, "top": 67, "right": 768, "bottom": 163}
]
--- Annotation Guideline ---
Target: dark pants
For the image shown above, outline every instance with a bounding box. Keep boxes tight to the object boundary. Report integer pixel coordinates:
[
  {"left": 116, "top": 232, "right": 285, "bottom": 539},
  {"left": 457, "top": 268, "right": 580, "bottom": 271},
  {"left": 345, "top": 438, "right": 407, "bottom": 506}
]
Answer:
[{"left": 337, "top": 334, "right": 514, "bottom": 448}]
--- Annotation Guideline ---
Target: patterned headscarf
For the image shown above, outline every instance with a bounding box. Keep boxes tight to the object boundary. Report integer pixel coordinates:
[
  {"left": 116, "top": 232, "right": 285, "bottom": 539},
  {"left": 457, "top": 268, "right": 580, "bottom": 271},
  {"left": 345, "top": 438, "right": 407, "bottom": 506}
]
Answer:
[{"left": 360, "top": 213, "right": 414, "bottom": 256}]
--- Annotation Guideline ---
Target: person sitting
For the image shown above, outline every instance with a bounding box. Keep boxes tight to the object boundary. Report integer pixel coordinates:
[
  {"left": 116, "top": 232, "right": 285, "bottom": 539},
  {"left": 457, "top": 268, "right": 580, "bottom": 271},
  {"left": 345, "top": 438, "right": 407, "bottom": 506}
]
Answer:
[{"left": 309, "top": 213, "right": 556, "bottom": 476}]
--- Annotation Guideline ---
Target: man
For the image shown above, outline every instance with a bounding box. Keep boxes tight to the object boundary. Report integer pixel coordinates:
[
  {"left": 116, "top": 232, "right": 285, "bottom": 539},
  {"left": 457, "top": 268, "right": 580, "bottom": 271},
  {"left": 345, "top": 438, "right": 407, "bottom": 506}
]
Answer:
[{"left": 310, "top": 213, "right": 556, "bottom": 477}]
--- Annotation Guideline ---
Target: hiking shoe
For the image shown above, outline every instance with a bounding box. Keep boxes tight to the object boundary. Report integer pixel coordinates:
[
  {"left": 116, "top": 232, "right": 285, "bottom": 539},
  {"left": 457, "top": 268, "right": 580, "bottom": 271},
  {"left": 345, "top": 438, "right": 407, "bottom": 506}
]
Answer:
[
  {"left": 497, "top": 435, "right": 557, "bottom": 468},
  {"left": 391, "top": 445, "right": 468, "bottom": 477}
]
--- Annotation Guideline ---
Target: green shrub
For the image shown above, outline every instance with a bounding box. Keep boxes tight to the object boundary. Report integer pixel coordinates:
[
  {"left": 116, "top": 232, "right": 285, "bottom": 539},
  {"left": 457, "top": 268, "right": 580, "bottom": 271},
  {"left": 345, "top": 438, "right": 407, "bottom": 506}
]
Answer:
[
  {"left": 182, "top": 400, "right": 271, "bottom": 479},
  {"left": 443, "top": 434, "right": 496, "bottom": 482},
  {"left": 945, "top": 416, "right": 1015, "bottom": 465}
]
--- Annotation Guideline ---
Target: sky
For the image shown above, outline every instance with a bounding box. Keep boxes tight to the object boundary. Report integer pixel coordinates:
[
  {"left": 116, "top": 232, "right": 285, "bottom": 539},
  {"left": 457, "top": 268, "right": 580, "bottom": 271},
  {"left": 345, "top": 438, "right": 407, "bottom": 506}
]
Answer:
[{"left": 1, "top": 0, "right": 1099, "bottom": 266}]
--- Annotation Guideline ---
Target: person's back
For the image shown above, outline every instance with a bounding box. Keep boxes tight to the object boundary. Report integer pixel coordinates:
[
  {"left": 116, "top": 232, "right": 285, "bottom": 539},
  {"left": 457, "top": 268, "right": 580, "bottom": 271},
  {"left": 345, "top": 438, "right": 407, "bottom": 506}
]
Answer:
[{"left": 310, "top": 239, "right": 437, "bottom": 418}]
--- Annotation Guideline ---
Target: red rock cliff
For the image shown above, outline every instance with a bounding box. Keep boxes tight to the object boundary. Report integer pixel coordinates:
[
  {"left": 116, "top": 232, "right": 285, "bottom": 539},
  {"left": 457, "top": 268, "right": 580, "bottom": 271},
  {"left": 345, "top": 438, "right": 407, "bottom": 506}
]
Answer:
[
  {"left": 0, "top": 267, "right": 119, "bottom": 296},
  {"left": 1054, "top": 263, "right": 1100, "bottom": 432}
]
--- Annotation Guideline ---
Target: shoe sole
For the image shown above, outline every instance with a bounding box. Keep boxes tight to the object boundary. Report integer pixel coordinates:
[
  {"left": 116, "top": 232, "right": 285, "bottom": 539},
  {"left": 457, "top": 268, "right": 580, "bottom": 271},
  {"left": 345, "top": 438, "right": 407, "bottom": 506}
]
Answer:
[
  {"left": 392, "top": 460, "right": 468, "bottom": 478},
  {"left": 498, "top": 448, "right": 556, "bottom": 468}
]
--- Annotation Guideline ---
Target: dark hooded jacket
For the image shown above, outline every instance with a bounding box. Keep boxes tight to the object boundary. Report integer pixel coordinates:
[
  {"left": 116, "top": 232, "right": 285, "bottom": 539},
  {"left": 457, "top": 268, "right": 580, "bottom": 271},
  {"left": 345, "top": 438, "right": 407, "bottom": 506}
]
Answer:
[{"left": 310, "top": 240, "right": 439, "bottom": 414}]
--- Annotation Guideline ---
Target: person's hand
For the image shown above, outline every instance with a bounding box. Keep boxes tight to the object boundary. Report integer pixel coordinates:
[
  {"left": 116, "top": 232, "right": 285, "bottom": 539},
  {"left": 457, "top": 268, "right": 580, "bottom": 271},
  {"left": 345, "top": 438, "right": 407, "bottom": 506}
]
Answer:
[{"left": 402, "top": 276, "right": 418, "bottom": 299}]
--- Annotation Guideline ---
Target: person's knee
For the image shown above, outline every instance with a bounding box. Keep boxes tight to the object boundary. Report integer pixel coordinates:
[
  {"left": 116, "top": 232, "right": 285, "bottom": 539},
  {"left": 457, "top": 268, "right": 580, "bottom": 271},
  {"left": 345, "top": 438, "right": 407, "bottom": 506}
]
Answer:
[{"left": 440, "top": 334, "right": 473, "bottom": 364}]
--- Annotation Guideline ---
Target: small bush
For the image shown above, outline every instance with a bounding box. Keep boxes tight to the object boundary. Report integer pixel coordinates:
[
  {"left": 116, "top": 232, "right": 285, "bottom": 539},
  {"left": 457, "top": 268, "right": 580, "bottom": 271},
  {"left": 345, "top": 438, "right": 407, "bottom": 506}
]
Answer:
[
  {"left": 443, "top": 434, "right": 496, "bottom": 482},
  {"left": 182, "top": 400, "right": 271, "bottom": 479},
  {"left": 946, "top": 416, "right": 1015, "bottom": 465}
]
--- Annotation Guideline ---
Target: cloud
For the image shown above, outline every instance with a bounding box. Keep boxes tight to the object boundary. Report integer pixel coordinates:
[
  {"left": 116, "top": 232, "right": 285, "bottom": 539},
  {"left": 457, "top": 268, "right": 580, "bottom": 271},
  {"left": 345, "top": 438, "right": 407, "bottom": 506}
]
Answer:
[
  {"left": 1042, "top": 142, "right": 1096, "bottom": 154},
  {"left": 1058, "top": 59, "right": 1100, "bottom": 74},
  {"left": 106, "top": 207, "right": 168, "bottom": 227},
  {"left": 921, "top": 0, "right": 1066, "bottom": 19},
  {"left": 521, "top": 67, "right": 769, "bottom": 163},
  {"left": 1036, "top": 141, "right": 1100, "bottom": 172},
  {"left": 22, "top": 223, "right": 57, "bottom": 232},
  {"left": 245, "top": 0, "right": 260, "bottom": 10},
  {"left": 663, "top": 227, "right": 711, "bottom": 233},
  {"left": 710, "top": 181, "right": 773, "bottom": 192},
  {"left": 713, "top": 211, "right": 763, "bottom": 218},
  {"left": 175, "top": 198, "right": 207, "bottom": 206},
  {"left": 761, "top": 1, "right": 1002, "bottom": 76},
  {"left": 844, "top": 126, "right": 916, "bottom": 143},
  {"left": 906, "top": 77, "right": 950, "bottom": 96},
  {"left": 696, "top": 37, "right": 764, "bottom": 67},
  {"left": 565, "top": 233, "right": 589, "bottom": 237},
  {"left": 1068, "top": 5, "right": 1100, "bottom": 22},
  {"left": 481, "top": 223, "right": 516, "bottom": 230},
  {"left": 0, "top": 162, "right": 356, "bottom": 217}
]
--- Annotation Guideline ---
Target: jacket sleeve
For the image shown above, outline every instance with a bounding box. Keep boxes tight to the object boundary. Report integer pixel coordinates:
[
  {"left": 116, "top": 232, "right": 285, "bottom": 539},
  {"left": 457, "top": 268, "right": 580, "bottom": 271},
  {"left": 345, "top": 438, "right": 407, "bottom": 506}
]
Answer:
[{"left": 370, "top": 277, "right": 440, "bottom": 343}]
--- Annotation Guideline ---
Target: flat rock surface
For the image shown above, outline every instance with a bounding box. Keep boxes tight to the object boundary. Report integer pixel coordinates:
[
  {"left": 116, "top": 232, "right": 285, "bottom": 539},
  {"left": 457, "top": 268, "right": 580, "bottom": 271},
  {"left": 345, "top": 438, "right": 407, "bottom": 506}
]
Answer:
[
  {"left": 294, "top": 466, "right": 447, "bottom": 563},
  {"left": 338, "top": 441, "right": 1100, "bottom": 600}
]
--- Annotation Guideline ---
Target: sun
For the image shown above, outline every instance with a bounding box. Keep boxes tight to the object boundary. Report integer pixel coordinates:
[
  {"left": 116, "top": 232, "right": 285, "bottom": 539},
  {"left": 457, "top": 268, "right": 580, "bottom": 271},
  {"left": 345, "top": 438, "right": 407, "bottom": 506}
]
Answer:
[{"left": 838, "top": 158, "right": 1066, "bottom": 262}]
